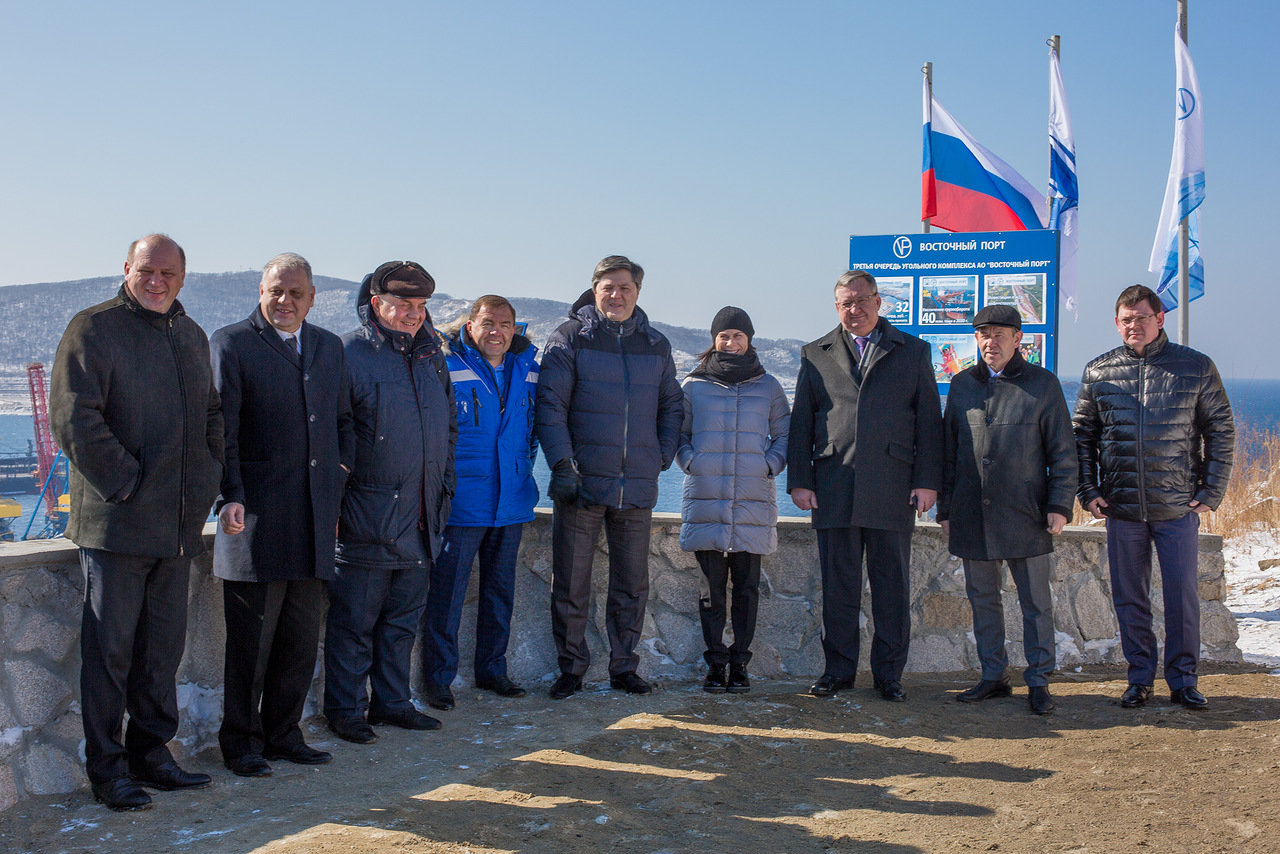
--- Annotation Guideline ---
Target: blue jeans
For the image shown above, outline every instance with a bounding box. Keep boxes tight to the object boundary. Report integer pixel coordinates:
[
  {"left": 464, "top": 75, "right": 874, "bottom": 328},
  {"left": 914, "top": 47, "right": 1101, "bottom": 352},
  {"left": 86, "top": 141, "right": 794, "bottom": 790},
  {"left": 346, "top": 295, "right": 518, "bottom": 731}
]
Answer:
[
  {"left": 421, "top": 523, "right": 524, "bottom": 687},
  {"left": 1106, "top": 512, "right": 1201, "bottom": 689}
]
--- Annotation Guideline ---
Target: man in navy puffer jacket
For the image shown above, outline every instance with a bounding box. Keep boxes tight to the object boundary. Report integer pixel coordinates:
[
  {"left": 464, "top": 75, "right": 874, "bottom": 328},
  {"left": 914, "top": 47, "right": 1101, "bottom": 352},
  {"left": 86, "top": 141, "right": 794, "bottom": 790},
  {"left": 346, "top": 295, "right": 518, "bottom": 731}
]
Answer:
[
  {"left": 536, "top": 255, "right": 683, "bottom": 699},
  {"left": 420, "top": 296, "right": 539, "bottom": 711}
]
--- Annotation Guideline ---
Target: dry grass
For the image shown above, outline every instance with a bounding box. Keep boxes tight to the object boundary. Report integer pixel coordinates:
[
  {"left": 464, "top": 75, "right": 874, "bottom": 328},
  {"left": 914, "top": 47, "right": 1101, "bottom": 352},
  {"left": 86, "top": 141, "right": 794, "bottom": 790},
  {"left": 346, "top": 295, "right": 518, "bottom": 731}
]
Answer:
[{"left": 1070, "top": 426, "right": 1280, "bottom": 537}]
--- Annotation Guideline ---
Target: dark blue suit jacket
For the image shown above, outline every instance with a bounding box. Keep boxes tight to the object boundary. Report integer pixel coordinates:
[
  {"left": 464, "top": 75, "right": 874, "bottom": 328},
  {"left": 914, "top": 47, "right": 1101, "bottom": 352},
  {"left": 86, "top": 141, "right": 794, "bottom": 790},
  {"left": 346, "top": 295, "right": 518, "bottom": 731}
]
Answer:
[{"left": 210, "top": 309, "right": 354, "bottom": 582}]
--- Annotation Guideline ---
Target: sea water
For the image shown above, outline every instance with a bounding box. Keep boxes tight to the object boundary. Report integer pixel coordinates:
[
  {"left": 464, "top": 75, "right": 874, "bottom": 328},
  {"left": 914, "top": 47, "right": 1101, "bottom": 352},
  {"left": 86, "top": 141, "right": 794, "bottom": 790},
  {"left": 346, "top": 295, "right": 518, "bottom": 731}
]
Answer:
[{"left": 4, "top": 377, "right": 1279, "bottom": 535}]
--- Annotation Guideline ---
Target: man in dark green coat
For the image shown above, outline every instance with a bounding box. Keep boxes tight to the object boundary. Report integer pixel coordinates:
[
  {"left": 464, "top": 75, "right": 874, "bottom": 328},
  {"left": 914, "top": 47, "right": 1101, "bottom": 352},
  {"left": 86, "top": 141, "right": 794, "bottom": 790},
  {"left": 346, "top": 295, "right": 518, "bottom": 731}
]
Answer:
[{"left": 937, "top": 305, "right": 1077, "bottom": 715}]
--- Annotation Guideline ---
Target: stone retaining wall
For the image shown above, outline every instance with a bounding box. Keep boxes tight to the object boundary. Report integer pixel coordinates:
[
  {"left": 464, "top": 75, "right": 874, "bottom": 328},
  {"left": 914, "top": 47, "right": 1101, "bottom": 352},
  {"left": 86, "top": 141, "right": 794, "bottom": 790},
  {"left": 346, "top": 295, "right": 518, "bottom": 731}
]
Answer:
[{"left": 0, "top": 511, "right": 1239, "bottom": 809}]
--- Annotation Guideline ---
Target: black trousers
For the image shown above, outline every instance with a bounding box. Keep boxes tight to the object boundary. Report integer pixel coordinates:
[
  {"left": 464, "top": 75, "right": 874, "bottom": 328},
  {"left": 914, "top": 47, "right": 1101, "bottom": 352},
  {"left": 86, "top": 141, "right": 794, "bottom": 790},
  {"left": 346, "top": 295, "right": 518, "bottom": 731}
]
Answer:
[
  {"left": 79, "top": 548, "right": 190, "bottom": 784},
  {"left": 816, "top": 526, "right": 912, "bottom": 684},
  {"left": 695, "top": 550, "right": 761, "bottom": 667},
  {"left": 550, "top": 501, "right": 652, "bottom": 678},
  {"left": 323, "top": 563, "right": 428, "bottom": 721},
  {"left": 219, "top": 578, "right": 325, "bottom": 761}
]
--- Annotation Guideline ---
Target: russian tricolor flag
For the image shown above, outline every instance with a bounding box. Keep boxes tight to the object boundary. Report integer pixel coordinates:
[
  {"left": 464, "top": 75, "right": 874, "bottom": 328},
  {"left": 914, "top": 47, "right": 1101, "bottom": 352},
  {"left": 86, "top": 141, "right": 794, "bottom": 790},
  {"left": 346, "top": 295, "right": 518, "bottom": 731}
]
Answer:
[{"left": 922, "top": 80, "right": 1047, "bottom": 232}]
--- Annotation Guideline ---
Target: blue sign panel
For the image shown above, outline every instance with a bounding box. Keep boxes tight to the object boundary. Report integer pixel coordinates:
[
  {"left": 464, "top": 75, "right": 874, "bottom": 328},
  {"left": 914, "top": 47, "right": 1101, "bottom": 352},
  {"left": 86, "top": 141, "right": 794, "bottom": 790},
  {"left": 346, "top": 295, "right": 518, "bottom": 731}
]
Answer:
[{"left": 849, "top": 231, "right": 1060, "bottom": 392}]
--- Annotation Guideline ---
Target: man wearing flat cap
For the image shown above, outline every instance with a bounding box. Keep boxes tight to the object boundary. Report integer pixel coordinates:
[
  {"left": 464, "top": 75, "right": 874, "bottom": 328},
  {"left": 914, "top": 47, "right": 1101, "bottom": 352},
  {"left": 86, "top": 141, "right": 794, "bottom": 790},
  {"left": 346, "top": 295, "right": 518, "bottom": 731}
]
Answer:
[
  {"left": 324, "top": 260, "right": 457, "bottom": 744},
  {"left": 937, "top": 304, "right": 1076, "bottom": 715}
]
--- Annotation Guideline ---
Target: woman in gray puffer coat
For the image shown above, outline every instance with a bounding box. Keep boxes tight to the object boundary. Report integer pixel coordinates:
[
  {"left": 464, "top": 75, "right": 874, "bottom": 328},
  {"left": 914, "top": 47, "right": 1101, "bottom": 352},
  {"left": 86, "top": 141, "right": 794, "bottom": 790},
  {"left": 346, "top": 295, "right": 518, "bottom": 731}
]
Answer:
[{"left": 676, "top": 307, "right": 789, "bottom": 694}]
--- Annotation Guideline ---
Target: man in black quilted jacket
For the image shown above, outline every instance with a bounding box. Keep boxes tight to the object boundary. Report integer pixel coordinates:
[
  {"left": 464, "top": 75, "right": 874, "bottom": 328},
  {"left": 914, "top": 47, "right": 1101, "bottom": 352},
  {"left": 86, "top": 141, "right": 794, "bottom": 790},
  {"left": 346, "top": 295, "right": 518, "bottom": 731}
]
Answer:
[{"left": 1073, "top": 284, "right": 1234, "bottom": 710}]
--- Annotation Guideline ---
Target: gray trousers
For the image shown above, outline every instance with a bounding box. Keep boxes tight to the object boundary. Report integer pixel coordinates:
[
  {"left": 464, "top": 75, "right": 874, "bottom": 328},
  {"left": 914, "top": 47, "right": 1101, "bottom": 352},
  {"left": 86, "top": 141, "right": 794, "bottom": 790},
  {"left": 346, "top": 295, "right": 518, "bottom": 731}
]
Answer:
[
  {"left": 550, "top": 501, "right": 652, "bottom": 678},
  {"left": 963, "top": 554, "right": 1055, "bottom": 687}
]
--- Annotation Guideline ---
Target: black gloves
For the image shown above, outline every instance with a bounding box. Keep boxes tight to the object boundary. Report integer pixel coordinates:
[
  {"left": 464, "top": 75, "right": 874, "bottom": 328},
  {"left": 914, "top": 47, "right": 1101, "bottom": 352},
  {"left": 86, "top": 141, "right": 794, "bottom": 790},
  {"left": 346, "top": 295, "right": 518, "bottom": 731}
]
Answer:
[{"left": 548, "top": 458, "right": 581, "bottom": 504}]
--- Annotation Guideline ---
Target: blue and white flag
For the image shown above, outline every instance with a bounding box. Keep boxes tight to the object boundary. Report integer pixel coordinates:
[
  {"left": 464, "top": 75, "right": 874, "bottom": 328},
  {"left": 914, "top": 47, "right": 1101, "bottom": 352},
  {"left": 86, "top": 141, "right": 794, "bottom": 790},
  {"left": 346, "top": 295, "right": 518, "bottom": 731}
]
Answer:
[
  {"left": 1048, "top": 44, "right": 1078, "bottom": 317},
  {"left": 1148, "top": 20, "right": 1205, "bottom": 311}
]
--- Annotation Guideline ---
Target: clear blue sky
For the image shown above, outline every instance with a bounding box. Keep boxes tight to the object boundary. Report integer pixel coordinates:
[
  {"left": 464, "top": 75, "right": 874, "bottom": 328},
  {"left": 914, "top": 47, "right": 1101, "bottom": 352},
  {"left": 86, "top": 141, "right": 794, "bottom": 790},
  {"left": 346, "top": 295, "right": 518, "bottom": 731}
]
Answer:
[{"left": 1, "top": 1, "right": 1273, "bottom": 377}]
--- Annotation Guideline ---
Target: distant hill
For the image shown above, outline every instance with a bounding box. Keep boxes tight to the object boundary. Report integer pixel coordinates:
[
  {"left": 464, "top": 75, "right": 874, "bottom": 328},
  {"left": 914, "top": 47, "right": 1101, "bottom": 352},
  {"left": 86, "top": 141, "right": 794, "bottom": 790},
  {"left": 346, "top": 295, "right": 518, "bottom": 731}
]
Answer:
[{"left": 0, "top": 274, "right": 804, "bottom": 410}]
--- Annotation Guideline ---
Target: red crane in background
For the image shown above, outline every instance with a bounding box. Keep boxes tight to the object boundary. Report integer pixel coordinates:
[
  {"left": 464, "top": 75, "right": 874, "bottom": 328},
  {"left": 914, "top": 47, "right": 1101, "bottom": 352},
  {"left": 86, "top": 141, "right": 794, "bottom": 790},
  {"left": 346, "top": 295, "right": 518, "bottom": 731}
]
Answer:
[{"left": 27, "top": 363, "right": 64, "bottom": 519}]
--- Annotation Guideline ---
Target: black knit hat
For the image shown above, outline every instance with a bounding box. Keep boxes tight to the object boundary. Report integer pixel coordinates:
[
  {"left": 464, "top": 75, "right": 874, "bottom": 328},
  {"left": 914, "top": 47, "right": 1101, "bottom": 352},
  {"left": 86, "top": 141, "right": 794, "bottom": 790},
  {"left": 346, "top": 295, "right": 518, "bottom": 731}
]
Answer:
[
  {"left": 711, "top": 306, "right": 755, "bottom": 339},
  {"left": 369, "top": 260, "right": 436, "bottom": 299}
]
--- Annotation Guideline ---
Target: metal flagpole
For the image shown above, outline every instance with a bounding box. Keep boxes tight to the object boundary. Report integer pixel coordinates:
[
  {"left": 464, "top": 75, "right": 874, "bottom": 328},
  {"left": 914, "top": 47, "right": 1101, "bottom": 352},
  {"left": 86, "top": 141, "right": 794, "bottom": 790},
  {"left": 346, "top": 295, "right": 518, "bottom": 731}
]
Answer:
[
  {"left": 1048, "top": 36, "right": 1060, "bottom": 222},
  {"left": 922, "top": 62, "right": 932, "bottom": 234},
  {"left": 1177, "top": 0, "right": 1190, "bottom": 344}
]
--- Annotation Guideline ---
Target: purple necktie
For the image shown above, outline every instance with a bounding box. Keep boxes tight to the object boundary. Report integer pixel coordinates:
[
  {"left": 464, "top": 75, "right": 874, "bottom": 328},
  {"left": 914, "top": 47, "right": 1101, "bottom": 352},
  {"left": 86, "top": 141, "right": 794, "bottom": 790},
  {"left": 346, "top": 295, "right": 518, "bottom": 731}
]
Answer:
[{"left": 855, "top": 336, "right": 869, "bottom": 356}]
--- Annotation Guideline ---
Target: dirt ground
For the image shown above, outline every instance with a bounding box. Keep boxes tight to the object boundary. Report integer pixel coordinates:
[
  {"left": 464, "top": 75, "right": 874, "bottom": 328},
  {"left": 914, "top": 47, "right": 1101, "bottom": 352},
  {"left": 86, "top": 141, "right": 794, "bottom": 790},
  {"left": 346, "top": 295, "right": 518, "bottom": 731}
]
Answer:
[{"left": 3, "top": 666, "right": 1279, "bottom": 854}]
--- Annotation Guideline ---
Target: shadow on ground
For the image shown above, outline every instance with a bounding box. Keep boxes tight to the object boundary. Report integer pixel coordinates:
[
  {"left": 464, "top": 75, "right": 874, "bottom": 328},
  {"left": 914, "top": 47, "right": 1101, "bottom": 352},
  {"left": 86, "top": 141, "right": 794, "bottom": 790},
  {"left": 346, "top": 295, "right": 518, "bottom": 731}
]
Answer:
[{"left": 4, "top": 665, "right": 1279, "bottom": 853}]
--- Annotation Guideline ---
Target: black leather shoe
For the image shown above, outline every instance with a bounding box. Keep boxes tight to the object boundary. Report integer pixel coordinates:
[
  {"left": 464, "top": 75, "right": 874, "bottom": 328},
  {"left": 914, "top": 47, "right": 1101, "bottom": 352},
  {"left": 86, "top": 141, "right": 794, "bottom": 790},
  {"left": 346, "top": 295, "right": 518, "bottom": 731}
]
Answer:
[
  {"left": 956, "top": 678, "right": 1013, "bottom": 703},
  {"left": 224, "top": 754, "right": 273, "bottom": 777},
  {"left": 703, "top": 665, "right": 727, "bottom": 693},
  {"left": 263, "top": 743, "right": 332, "bottom": 765},
  {"left": 424, "top": 683, "right": 456, "bottom": 710},
  {"left": 874, "top": 679, "right": 906, "bottom": 702},
  {"left": 130, "top": 760, "right": 212, "bottom": 791},
  {"left": 727, "top": 664, "right": 751, "bottom": 694},
  {"left": 1029, "top": 686, "right": 1055, "bottom": 715},
  {"left": 328, "top": 716, "right": 378, "bottom": 744},
  {"left": 810, "top": 674, "right": 854, "bottom": 697},
  {"left": 1120, "top": 684, "right": 1153, "bottom": 708},
  {"left": 1171, "top": 686, "right": 1209, "bottom": 709},
  {"left": 368, "top": 707, "right": 442, "bottom": 730},
  {"left": 550, "top": 673, "right": 582, "bottom": 700},
  {"left": 477, "top": 675, "right": 527, "bottom": 698},
  {"left": 610, "top": 672, "right": 653, "bottom": 695},
  {"left": 92, "top": 777, "right": 152, "bottom": 811}
]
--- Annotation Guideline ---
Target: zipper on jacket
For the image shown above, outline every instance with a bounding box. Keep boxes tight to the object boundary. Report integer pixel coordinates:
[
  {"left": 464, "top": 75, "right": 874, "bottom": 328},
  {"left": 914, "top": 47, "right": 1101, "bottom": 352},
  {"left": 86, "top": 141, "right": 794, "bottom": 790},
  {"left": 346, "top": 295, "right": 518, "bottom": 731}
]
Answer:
[
  {"left": 169, "top": 316, "right": 189, "bottom": 557},
  {"left": 407, "top": 351, "right": 427, "bottom": 527},
  {"left": 617, "top": 326, "right": 629, "bottom": 509},
  {"left": 472, "top": 388, "right": 482, "bottom": 426},
  {"left": 1137, "top": 357, "right": 1148, "bottom": 522}
]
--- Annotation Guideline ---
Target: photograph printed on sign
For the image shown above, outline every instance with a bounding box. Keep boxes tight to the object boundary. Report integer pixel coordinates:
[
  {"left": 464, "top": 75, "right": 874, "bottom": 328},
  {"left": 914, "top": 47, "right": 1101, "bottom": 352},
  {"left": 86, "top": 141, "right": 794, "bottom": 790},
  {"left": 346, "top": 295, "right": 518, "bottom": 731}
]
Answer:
[
  {"left": 984, "top": 273, "right": 1046, "bottom": 325},
  {"left": 923, "top": 333, "right": 978, "bottom": 382},
  {"left": 919, "top": 275, "right": 977, "bottom": 325},
  {"left": 1019, "top": 333, "right": 1045, "bottom": 366},
  {"left": 875, "top": 276, "right": 913, "bottom": 324}
]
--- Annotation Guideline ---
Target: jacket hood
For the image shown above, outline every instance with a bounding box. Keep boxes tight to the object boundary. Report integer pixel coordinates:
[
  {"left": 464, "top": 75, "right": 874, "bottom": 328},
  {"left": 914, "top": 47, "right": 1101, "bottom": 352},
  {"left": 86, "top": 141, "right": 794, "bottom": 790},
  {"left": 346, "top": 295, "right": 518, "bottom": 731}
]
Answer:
[
  {"left": 441, "top": 318, "right": 533, "bottom": 359},
  {"left": 569, "top": 288, "right": 659, "bottom": 342}
]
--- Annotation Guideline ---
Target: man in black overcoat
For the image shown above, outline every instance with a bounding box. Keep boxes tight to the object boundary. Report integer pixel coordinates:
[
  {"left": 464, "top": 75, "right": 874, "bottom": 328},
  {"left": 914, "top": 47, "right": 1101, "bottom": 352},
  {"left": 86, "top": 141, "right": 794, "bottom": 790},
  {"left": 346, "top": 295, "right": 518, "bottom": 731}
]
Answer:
[
  {"left": 210, "top": 253, "right": 354, "bottom": 776},
  {"left": 788, "top": 269, "right": 942, "bottom": 701}
]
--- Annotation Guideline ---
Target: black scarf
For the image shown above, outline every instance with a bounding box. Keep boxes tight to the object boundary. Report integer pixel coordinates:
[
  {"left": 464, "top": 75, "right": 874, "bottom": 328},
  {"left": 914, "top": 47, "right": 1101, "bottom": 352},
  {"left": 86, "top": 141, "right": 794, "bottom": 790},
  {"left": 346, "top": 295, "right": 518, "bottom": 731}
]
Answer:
[{"left": 689, "top": 350, "right": 765, "bottom": 385}]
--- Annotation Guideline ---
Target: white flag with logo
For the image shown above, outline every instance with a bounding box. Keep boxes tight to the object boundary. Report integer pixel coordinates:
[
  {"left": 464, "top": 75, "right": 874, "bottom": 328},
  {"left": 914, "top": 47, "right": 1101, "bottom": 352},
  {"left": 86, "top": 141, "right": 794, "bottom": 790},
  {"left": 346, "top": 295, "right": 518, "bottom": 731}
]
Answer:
[
  {"left": 1148, "top": 19, "right": 1205, "bottom": 309},
  {"left": 1048, "top": 45, "right": 1078, "bottom": 317}
]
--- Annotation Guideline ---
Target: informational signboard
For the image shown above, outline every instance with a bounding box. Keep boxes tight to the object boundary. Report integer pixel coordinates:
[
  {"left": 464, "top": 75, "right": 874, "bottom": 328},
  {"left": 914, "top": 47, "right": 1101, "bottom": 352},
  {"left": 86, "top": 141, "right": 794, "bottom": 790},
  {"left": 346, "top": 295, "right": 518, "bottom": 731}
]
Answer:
[{"left": 848, "top": 231, "right": 1059, "bottom": 392}]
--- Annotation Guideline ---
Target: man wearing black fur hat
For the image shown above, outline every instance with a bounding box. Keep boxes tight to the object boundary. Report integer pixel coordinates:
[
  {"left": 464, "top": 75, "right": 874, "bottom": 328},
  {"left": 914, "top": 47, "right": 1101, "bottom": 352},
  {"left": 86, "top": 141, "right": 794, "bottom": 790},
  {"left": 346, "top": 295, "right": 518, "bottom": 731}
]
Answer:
[{"left": 324, "top": 261, "right": 457, "bottom": 744}]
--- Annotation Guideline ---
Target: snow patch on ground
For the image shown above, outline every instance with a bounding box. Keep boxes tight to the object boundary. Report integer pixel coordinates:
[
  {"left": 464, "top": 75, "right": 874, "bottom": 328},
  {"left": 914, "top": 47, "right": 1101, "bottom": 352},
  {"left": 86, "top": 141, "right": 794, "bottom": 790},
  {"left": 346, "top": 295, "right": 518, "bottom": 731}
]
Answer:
[{"left": 1223, "top": 533, "right": 1280, "bottom": 667}]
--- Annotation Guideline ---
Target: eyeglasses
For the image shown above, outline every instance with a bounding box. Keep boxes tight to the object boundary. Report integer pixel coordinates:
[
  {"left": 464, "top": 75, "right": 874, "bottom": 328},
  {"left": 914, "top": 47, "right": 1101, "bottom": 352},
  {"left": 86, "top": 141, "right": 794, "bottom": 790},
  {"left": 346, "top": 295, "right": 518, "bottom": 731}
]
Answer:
[
  {"left": 1117, "top": 313, "right": 1157, "bottom": 327},
  {"left": 836, "top": 296, "right": 878, "bottom": 311}
]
